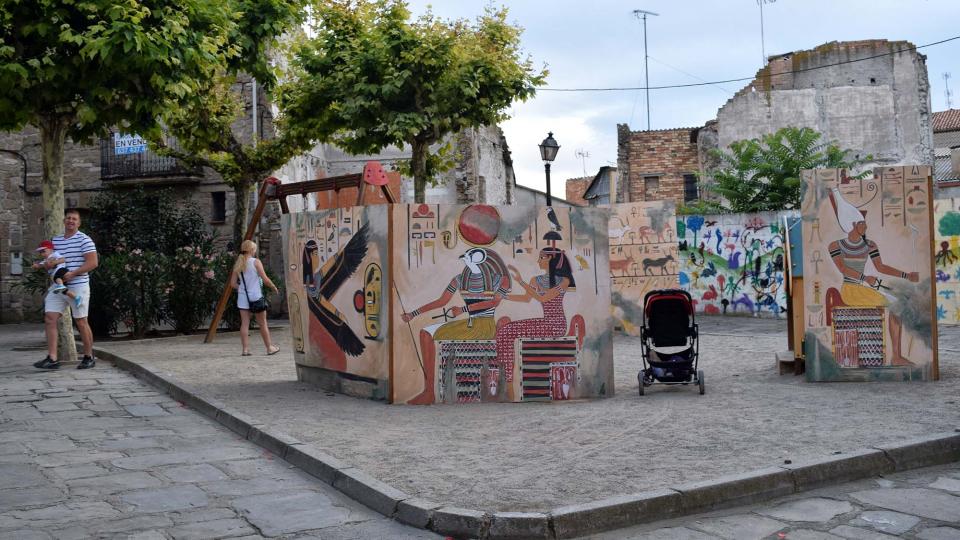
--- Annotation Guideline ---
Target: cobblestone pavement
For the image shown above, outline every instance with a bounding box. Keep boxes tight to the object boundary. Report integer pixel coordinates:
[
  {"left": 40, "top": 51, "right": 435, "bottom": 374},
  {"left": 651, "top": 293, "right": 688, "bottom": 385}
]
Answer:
[
  {"left": 94, "top": 318, "right": 960, "bottom": 512},
  {"left": 0, "top": 324, "right": 439, "bottom": 539},
  {"left": 587, "top": 461, "right": 960, "bottom": 539}
]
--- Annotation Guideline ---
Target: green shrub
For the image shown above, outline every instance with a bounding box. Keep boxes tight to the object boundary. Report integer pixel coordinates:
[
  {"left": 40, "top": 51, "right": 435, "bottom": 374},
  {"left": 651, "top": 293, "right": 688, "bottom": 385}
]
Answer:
[
  {"left": 166, "top": 243, "right": 221, "bottom": 334},
  {"left": 85, "top": 186, "right": 215, "bottom": 337}
]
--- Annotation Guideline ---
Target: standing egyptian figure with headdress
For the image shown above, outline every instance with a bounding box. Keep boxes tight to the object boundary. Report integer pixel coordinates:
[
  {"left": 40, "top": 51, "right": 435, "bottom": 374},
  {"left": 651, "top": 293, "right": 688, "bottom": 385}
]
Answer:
[{"left": 827, "top": 188, "right": 919, "bottom": 366}]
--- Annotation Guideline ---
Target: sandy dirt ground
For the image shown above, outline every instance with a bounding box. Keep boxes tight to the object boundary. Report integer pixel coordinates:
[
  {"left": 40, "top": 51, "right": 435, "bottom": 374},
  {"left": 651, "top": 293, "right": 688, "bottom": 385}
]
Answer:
[{"left": 95, "top": 317, "right": 960, "bottom": 512}]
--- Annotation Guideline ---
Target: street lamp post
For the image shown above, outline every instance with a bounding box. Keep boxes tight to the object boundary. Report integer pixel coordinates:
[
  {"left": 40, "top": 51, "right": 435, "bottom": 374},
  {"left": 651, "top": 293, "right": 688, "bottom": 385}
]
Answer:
[{"left": 538, "top": 132, "right": 560, "bottom": 206}]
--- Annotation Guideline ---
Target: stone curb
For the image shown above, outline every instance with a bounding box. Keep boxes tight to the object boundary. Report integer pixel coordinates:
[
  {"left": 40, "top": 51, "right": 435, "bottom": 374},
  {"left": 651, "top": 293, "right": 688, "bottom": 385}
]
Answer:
[{"left": 97, "top": 347, "right": 960, "bottom": 540}]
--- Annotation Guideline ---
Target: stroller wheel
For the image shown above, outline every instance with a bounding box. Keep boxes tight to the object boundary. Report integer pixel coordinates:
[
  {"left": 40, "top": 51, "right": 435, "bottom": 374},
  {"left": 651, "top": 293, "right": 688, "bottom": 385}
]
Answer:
[
  {"left": 638, "top": 371, "right": 645, "bottom": 396},
  {"left": 698, "top": 370, "right": 705, "bottom": 395}
]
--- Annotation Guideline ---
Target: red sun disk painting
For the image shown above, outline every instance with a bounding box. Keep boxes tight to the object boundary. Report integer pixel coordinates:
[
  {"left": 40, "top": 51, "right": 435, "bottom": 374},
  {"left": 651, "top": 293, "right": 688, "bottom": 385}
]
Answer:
[{"left": 458, "top": 205, "right": 501, "bottom": 246}]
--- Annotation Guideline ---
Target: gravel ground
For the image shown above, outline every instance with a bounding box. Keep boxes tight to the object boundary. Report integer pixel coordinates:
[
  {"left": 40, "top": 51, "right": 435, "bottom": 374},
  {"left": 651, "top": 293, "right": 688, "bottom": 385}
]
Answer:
[{"left": 94, "top": 316, "right": 960, "bottom": 512}]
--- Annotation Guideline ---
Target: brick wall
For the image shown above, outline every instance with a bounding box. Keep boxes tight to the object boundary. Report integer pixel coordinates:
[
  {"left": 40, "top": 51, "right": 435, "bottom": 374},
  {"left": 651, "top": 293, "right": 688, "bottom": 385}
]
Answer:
[
  {"left": 616, "top": 125, "right": 699, "bottom": 206},
  {"left": 565, "top": 176, "right": 590, "bottom": 206}
]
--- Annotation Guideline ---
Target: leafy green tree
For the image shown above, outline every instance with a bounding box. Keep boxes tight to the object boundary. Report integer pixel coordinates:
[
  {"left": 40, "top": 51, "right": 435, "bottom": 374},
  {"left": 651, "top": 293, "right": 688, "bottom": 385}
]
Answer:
[
  {"left": 278, "top": 0, "right": 546, "bottom": 203},
  {"left": 0, "top": 0, "right": 236, "bottom": 357},
  {"left": 703, "top": 127, "right": 869, "bottom": 213},
  {"left": 151, "top": 0, "right": 310, "bottom": 247}
]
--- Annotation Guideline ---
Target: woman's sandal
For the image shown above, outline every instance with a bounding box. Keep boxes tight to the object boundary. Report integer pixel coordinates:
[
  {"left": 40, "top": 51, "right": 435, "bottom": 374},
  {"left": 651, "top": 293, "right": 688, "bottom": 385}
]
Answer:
[
  {"left": 267, "top": 346, "right": 280, "bottom": 356},
  {"left": 241, "top": 351, "right": 252, "bottom": 357}
]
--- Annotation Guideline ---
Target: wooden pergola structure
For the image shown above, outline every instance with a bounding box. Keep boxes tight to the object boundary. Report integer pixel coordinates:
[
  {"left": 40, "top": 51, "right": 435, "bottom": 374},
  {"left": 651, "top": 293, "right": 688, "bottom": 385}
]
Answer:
[{"left": 204, "top": 161, "right": 397, "bottom": 343}]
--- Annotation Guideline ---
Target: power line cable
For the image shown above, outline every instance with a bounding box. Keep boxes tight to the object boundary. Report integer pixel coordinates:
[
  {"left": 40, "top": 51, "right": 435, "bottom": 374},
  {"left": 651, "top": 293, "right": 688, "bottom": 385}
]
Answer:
[
  {"left": 540, "top": 35, "right": 960, "bottom": 92},
  {"left": 647, "top": 55, "right": 734, "bottom": 95}
]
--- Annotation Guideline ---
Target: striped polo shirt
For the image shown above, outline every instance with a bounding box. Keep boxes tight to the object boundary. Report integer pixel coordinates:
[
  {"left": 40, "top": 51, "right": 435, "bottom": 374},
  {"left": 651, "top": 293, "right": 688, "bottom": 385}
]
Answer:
[{"left": 52, "top": 231, "right": 97, "bottom": 287}]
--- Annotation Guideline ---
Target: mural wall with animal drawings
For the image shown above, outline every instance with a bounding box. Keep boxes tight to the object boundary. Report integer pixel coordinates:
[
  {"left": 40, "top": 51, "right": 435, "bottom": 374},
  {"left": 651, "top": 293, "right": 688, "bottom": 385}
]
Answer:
[
  {"left": 676, "top": 211, "right": 793, "bottom": 318},
  {"left": 801, "top": 167, "right": 937, "bottom": 382},
  {"left": 608, "top": 201, "right": 678, "bottom": 334},
  {"left": 933, "top": 198, "right": 960, "bottom": 325},
  {"left": 282, "top": 205, "right": 391, "bottom": 386},
  {"left": 392, "top": 203, "right": 613, "bottom": 405}
]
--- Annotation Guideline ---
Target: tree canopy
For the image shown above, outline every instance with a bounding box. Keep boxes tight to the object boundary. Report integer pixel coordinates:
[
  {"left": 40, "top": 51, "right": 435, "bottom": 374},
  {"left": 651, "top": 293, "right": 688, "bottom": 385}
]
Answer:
[
  {"left": 278, "top": 0, "right": 547, "bottom": 202},
  {"left": 151, "top": 0, "right": 309, "bottom": 246},
  {"left": 0, "top": 0, "right": 237, "bottom": 143},
  {"left": 696, "top": 126, "right": 869, "bottom": 213}
]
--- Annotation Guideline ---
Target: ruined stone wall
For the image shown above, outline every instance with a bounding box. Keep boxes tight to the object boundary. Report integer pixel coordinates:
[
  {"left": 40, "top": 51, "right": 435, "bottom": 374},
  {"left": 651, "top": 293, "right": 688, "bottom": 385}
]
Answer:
[
  {"left": 705, "top": 40, "right": 933, "bottom": 170},
  {"left": 616, "top": 125, "right": 699, "bottom": 206}
]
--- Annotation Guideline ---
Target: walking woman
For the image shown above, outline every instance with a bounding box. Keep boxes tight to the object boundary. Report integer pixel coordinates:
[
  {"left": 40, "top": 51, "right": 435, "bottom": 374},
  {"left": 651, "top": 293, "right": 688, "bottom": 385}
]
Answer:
[{"left": 230, "top": 240, "right": 281, "bottom": 356}]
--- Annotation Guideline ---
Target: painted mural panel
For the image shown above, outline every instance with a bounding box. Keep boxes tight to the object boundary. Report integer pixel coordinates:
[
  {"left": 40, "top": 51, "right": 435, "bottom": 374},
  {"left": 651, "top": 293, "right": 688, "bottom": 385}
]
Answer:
[
  {"left": 281, "top": 205, "right": 390, "bottom": 382},
  {"left": 933, "top": 198, "right": 960, "bottom": 325},
  {"left": 801, "top": 167, "right": 937, "bottom": 382},
  {"left": 677, "top": 212, "right": 791, "bottom": 317},
  {"left": 608, "top": 201, "right": 678, "bottom": 334},
  {"left": 392, "top": 204, "right": 613, "bottom": 404}
]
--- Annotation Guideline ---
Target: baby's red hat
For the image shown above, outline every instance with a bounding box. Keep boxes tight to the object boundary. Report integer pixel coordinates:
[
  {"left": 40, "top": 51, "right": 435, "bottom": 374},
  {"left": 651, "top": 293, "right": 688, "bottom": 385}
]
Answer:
[{"left": 36, "top": 240, "right": 54, "bottom": 252}]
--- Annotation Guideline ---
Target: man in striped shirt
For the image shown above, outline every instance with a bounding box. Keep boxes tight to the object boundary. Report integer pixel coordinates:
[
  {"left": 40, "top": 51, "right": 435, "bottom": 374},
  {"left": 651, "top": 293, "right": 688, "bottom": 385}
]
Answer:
[{"left": 34, "top": 209, "right": 99, "bottom": 370}]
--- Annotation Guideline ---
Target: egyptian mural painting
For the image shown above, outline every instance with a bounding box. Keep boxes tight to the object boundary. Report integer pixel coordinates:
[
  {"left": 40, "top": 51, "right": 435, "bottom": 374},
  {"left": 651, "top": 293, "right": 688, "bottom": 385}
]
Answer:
[
  {"left": 392, "top": 204, "right": 613, "bottom": 405},
  {"left": 801, "top": 167, "right": 937, "bottom": 382},
  {"left": 933, "top": 198, "right": 960, "bottom": 325},
  {"left": 281, "top": 205, "right": 390, "bottom": 383},
  {"left": 608, "top": 201, "right": 678, "bottom": 334},
  {"left": 677, "top": 212, "right": 791, "bottom": 317}
]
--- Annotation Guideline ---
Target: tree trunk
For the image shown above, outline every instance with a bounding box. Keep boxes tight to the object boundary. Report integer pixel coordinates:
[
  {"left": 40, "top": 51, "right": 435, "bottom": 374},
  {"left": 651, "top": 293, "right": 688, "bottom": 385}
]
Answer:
[
  {"left": 232, "top": 181, "right": 253, "bottom": 251},
  {"left": 411, "top": 139, "right": 428, "bottom": 204},
  {"left": 39, "top": 115, "right": 77, "bottom": 364}
]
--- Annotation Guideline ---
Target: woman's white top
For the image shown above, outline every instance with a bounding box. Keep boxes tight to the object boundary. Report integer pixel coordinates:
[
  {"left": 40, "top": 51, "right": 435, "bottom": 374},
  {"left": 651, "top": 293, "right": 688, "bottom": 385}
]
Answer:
[{"left": 237, "top": 257, "right": 263, "bottom": 307}]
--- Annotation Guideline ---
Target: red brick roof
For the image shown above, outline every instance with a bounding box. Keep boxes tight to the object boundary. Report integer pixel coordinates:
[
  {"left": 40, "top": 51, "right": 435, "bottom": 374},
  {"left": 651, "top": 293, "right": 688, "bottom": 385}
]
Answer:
[{"left": 933, "top": 109, "right": 960, "bottom": 132}]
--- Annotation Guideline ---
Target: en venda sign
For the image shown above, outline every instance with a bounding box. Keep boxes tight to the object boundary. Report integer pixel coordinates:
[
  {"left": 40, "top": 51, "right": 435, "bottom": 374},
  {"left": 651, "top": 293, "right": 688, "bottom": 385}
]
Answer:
[{"left": 114, "top": 133, "right": 147, "bottom": 155}]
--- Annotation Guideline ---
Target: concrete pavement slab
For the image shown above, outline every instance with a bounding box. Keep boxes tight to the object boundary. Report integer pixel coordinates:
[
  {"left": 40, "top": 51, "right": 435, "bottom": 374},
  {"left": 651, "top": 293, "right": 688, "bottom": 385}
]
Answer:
[
  {"left": 848, "top": 488, "right": 960, "bottom": 522},
  {"left": 756, "top": 497, "right": 854, "bottom": 522},
  {"left": 827, "top": 524, "right": 900, "bottom": 539},
  {"left": 120, "top": 485, "right": 209, "bottom": 513},
  {"left": 684, "top": 513, "right": 786, "bottom": 539},
  {"left": 0, "top": 464, "right": 47, "bottom": 489},
  {"left": 917, "top": 527, "right": 960, "bottom": 539},
  {"left": 848, "top": 510, "right": 921, "bottom": 535},
  {"left": 231, "top": 491, "right": 358, "bottom": 537}
]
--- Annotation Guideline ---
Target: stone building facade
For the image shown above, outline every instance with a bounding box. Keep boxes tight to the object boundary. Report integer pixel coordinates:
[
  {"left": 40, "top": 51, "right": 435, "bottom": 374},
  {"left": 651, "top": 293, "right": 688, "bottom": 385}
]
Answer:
[
  {"left": 0, "top": 75, "right": 272, "bottom": 322},
  {"left": 615, "top": 125, "right": 701, "bottom": 206}
]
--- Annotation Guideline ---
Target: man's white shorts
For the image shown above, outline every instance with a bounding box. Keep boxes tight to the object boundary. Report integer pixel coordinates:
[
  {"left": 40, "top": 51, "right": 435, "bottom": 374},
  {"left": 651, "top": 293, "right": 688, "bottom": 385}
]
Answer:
[{"left": 44, "top": 283, "right": 90, "bottom": 319}]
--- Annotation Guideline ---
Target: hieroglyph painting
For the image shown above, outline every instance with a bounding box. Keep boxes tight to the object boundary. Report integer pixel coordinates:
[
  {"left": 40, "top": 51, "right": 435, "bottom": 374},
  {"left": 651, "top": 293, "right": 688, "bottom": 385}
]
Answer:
[
  {"left": 677, "top": 212, "right": 792, "bottom": 317},
  {"left": 933, "top": 198, "right": 960, "bottom": 325},
  {"left": 801, "top": 167, "right": 938, "bottom": 382},
  {"left": 392, "top": 204, "right": 614, "bottom": 404},
  {"left": 608, "top": 201, "right": 678, "bottom": 334},
  {"left": 282, "top": 205, "right": 390, "bottom": 384}
]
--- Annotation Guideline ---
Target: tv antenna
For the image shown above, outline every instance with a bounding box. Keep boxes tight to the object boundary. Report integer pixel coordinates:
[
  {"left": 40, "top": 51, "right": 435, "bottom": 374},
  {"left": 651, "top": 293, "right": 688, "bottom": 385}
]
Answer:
[
  {"left": 758, "top": 0, "right": 776, "bottom": 66},
  {"left": 632, "top": 9, "right": 659, "bottom": 131},
  {"left": 575, "top": 148, "right": 590, "bottom": 178},
  {"left": 945, "top": 72, "right": 954, "bottom": 109}
]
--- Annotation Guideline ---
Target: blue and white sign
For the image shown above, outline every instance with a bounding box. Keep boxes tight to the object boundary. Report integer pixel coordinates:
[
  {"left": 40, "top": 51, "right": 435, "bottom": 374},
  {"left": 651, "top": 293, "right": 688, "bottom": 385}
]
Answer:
[{"left": 114, "top": 133, "right": 147, "bottom": 155}]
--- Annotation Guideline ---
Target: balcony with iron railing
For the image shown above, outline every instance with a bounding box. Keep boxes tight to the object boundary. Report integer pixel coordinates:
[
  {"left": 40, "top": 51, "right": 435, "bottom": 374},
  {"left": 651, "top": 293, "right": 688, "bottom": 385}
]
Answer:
[{"left": 99, "top": 133, "right": 202, "bottom": 181}]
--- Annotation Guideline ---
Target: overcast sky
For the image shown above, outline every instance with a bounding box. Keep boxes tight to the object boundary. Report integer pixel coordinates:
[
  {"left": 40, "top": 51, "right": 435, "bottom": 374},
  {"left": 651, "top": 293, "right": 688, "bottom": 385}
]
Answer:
[{"left": 405, "top": 0, "right": 960, "bottom": 195}]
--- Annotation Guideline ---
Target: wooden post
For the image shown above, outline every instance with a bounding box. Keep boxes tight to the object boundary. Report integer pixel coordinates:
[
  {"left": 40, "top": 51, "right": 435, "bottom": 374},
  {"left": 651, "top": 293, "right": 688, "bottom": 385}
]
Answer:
[{"left": 204, "top": 179, "right": 275, "bottom": 343}]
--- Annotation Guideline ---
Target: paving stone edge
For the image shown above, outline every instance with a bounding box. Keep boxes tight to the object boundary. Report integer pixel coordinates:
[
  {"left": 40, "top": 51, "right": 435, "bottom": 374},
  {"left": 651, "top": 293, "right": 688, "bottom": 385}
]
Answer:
[{"left": 96, "top": 347, "right": 960, "bottom": 540}]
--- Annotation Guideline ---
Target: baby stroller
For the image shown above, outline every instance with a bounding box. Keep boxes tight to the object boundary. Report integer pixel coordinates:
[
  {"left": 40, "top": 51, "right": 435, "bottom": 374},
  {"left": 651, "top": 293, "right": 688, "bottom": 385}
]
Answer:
[{"left": 638, "top": 289, "right": 704, "bottom": 395}]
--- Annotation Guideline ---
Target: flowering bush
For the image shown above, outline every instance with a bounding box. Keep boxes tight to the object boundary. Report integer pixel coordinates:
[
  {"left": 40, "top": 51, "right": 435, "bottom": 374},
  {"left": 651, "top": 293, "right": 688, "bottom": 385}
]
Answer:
[
  {"left": 165, "top": 243, "right": 221, "bottom": 334},
  {"left": 86, "top": 187, "right": 217, "bottom": 337}
]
